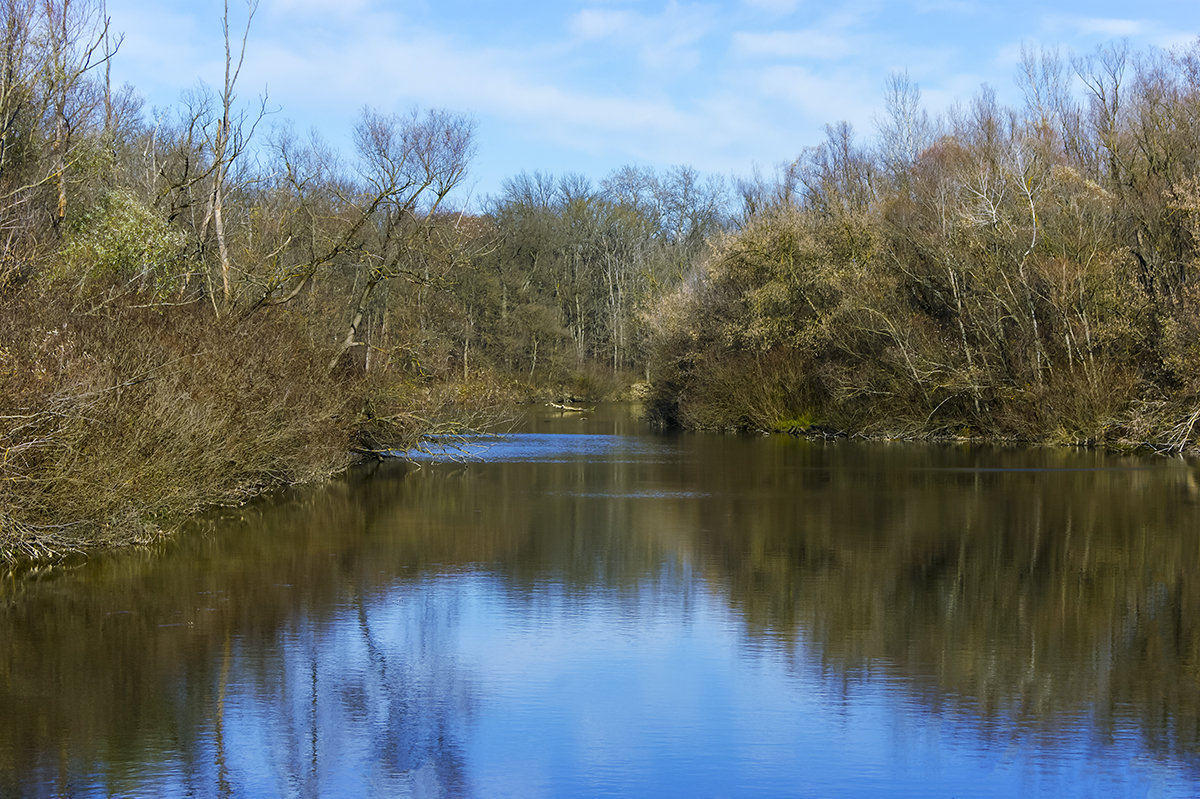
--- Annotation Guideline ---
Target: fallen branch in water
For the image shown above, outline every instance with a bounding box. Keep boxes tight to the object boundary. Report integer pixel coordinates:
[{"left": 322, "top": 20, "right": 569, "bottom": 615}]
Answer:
[{"left": 547, "top": 402, "right": 592, "bottom": 413}]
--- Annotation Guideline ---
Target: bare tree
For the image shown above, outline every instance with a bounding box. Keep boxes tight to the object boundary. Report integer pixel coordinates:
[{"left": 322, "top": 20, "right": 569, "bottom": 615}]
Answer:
[
  {"left": 199, "top": 0, "right": 264, "bottom": 306},
  {"left": 41, "top": 0, "right": 114, "bottom": 226},
  {"left": 326, "top": 107, "right": 475, "bottom": 372},
  {"left": 877, "top": 70, "right": 932, "bottom": 180},
  {"left": 1074, "top": 41, "right": 1128, "bottom": 184},
  {"left": 798, "top": 121, "right": 876, "bottom": 218},
  {"left": 0, "top": 0, "right": 38, "bottom": 179}
]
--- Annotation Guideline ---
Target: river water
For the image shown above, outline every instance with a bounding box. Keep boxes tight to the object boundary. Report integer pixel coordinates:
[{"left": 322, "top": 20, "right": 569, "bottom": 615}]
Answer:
[{"left": 3, "top": 406, "right": 1200, "bottom": 797}]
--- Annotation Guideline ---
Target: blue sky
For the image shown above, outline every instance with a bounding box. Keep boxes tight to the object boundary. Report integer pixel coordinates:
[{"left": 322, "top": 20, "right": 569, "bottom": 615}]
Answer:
[{"left": 103, "top": 0, "right": 1200, "bottom": 205}]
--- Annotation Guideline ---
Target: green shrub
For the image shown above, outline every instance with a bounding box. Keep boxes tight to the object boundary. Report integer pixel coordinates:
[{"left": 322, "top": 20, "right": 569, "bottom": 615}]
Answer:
[{"left": 54, "top": 189, "right": 187, "bottom": 299}]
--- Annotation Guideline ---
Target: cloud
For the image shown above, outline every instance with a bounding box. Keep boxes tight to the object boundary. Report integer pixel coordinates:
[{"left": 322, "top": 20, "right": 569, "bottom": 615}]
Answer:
[
  {"left": 912, "top": 0, "right": 979, "bottom": 13},
  {"left": 1074, "top": 17, "right": 1145, "bottom": 38},
  {"left": 565, "top": 3, "right": 717, "bottom": 72},
  {"left": 1041, "top": 13, "right": 1149, "bottom": 41},
  {"left": 267, "top": 0, "right": 370, "bottom": 16},
  {"left": 244, "top": 21, "right": 695, "bottom": 159},
  {"left": 752, "top": 64, "right": 877, "bottom": 130},
  {"left": 243, "top": 4, "right": 819, "bottom": 179},
  {"left": 1158, "top": 32, "right": 1200, "bottom": 51},
  {"left": 991, "top": 41, "right": 1028, "bottom": 71},
  {"left": 732, "top": 30, "right": 857, "bottom": 60},
  {"left": 742, "top": 0, "right": 800, "bottom": 14},
  {"left": 569, "top": 8, "right": 636, "bottom": 39}
]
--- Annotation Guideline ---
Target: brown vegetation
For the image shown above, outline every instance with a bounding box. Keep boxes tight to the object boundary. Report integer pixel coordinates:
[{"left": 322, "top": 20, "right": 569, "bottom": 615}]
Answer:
[
  {"left": 645, "top": 41, "right": 1200, "bottom": 453},
  {"left": 0, "top": 293, "right": 359, "bottom": 560},
  {"left": 0, "top": 0, "right": 510, "bottom": 563},
  {"left": 6, "top": 0, "right": 1200, "bottom": 563}
]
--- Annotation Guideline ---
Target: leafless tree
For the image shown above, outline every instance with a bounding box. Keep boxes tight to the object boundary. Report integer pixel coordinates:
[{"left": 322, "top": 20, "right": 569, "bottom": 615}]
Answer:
[
  {"left": 41, "top": 0, "right": 115, "bottom": 226},
  {"left": 877, "top": 70, "right": 932, "bottom": 180},
  {"left": 199, "top": 0, "right": 265, "bottom": 306}
]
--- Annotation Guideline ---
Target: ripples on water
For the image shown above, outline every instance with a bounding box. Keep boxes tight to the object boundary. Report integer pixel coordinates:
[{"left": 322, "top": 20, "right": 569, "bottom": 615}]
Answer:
[{"left": 3, "top": 407, "right": 1200, "bottom": 797}]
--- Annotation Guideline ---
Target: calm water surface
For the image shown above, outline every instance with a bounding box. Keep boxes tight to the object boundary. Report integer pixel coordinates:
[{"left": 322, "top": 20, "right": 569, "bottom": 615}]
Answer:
[{"left": 3, "top": 406, "right": 1200, "bottom": 797}]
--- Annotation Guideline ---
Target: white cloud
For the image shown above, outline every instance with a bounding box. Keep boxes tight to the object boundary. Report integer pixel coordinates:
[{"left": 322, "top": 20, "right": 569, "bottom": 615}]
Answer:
[
  {"left": 732, "top": 30, "right": 856, "bottom": 60},
  {"left": 569, "top": 9, "right": 636, "bottom": 39},
  {"left": 752, "top": 64, "right": 876, "bottom": 129},
  {"left": 1158, "top": 32, "right": 1200, "bottom": 51},
  {"left": 912, "top": 0, "right": 979, "bottom": 12},
  {"left": 1042, "top": 13, "right": 1149, "bottom": 41},
  {"left": 244, "top": 23, "right": 695, "bottom": 159},
  {"left": 565, "top": 3, "right": 716, "bottom": 73},
  {"left": 1074, "top": 17, "right": 1145, "bottom": 38},
  {"left": 742, "top": 0, "right": 800, "bottom": 14},
  {"left": 267, "top": 0, "right": 370, "bottom": 16},
  {"left": 991, "top": 41, "right": 1027, "bottom": 71}
]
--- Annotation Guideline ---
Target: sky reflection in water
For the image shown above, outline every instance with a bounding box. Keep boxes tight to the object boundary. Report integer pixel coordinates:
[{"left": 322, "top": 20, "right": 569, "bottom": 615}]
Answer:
[
  {"left": 64, "top": 571, "right": 1187, "bottom": 798},
  {"left": 398, "top": 432, "right": 675, "bottom": 464}
]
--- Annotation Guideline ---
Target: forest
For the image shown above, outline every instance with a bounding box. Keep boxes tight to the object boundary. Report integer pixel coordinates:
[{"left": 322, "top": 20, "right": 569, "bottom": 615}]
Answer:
[
  {"left": 646, "top": 46, "right": 1200, "bottom": 447},
  {"left": 3, "top": 0, "right": 1200, "bottom": 561}
]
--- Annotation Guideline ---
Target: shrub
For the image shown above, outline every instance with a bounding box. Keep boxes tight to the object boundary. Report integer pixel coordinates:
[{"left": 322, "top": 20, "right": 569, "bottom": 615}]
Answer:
[
  {"left": 53, "top": 189, "right": 188, "bottom": 301},
  {"left": 0, "top": 289, "right": 361, "bottom": 562}
]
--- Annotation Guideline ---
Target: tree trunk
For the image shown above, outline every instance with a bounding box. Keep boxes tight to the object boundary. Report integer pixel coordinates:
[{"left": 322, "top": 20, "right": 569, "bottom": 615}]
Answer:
[{"left": 329, "top": 270, "right": 382, "bottom": 372}]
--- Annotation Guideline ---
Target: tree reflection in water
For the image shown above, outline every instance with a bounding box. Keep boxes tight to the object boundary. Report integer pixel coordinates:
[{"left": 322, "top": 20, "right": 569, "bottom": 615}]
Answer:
[{"left": 2, "top": 412, "right": 1200, "bottom": 795}]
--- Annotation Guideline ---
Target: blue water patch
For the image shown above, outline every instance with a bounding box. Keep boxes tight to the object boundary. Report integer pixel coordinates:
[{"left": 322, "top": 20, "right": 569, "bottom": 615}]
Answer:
[{"left": 395, "top": 433, "right": 671, "bottom": 464}]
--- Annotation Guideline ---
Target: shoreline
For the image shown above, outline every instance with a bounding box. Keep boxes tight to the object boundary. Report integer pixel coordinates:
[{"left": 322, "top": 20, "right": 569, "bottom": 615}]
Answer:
[{"left": 8, "top": 401, "right": 1196, "bottom": 571}]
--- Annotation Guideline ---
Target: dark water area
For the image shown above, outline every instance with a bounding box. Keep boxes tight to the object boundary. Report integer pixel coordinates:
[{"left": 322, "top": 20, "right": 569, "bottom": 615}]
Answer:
[{"left": 3, "top": 406, "right": 1200, "bottom": 797}]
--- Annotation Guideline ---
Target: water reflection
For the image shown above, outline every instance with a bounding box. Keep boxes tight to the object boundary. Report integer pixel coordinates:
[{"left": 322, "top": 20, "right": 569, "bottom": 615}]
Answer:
[
  {"left": 400, "top": 432, "right": 677, "bottom": 464},
  {"left": 2, "top": 407, "right": 1200, "bottom": 796}
]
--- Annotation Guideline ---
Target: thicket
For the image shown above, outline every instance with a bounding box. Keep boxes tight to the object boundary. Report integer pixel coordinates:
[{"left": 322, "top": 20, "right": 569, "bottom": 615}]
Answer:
[
  {"left": 0, "top": 0, "right": 513, "bottom": 563},
  {"left": 645, "top": 42, "right": 1200, "bottom": 452}
]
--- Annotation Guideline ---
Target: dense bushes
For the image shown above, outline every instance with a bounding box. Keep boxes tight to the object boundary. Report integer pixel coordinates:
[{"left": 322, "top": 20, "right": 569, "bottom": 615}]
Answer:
[
  {"left": 645, "top": 41, "right": 1200, "bottom": 452},
  {"left": 0, "top": 281, "right": 526, "bottom": 563},
  {"left": 0, "top": 291, "right": 356, "bottom": 560}
]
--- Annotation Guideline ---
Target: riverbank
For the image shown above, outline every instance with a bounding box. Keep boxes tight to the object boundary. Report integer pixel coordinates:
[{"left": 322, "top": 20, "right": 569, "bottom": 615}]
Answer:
[
  {"left": 0, "top": 289, "right": 519, "bottom": 567},
  {"left": 641, "top": 189, "right": 1200, "bottom": 457},
  {"left": 646, "top": 384, "right": 1200, "bottom": 458}
]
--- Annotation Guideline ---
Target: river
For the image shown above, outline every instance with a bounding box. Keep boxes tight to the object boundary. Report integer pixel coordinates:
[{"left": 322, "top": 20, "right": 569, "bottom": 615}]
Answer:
[{"left": 3, "top": 405, "right": 1200, "bottom": 797}]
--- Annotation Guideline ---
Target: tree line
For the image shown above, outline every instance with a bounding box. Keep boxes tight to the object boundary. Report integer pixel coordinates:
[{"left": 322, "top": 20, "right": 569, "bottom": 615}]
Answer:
[
  {"left": 3, "top": 0, "right": 1200, "bottom": 560},
  {"left": 646, "top": 41, "right": 1200, "bottom": 451},
  {"left": 0, "top": 0, "right": 731, "bottom": 561}
]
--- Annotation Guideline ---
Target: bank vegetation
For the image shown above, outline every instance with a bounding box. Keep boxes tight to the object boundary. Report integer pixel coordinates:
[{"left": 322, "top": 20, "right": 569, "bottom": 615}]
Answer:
[
  {"left": 645, "top": 43, "right": 1200, "bottom": 452},
  {"left": 5, "top": 0, "right": 1200, "bottom": 563},
  {"left": 0, "top": 0, "right": 512, "bottom": 563}
]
